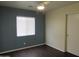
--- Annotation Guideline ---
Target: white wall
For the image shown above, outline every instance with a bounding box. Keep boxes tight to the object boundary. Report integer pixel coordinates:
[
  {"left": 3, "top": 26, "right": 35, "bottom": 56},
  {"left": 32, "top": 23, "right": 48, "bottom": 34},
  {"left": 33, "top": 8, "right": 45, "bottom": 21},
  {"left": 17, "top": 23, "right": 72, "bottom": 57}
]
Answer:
[{"left": 46, "top": 3, "right": 79, "bottom": 52}]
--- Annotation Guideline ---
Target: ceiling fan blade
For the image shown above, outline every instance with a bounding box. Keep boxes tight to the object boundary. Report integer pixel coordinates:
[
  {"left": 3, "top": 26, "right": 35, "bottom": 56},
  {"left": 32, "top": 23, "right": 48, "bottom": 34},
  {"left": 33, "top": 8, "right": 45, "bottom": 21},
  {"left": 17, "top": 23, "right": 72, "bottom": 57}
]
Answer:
[
  {"left": 43, "top": 1, "right": 50, "bottom": 5},
  {"left": 39, "top": 1, "right": 50, "bottom": 6}
]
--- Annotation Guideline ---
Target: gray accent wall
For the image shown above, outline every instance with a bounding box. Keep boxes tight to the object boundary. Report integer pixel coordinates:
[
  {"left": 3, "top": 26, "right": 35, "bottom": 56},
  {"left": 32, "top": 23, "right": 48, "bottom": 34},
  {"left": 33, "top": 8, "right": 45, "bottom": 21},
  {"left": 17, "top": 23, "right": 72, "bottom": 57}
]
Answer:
[
  {"left": 0, "top": 7, "right": 2, "bottom": 52},
  {"left": 0, "top": 6, "right": 45, "bottom": 52}
]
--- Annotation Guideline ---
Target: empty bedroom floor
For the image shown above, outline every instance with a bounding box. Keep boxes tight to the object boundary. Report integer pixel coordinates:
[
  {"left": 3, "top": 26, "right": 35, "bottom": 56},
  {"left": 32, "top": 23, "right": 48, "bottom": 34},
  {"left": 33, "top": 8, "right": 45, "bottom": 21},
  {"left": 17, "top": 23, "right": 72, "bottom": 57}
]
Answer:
[{"left": 0, "top": 45, "right": 78, "bottom": 57}]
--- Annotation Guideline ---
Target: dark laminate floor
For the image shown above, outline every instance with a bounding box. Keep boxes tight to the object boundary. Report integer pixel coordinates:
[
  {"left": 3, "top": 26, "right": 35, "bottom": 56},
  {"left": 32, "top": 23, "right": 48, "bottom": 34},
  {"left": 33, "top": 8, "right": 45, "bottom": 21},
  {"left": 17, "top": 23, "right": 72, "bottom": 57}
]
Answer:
[{"left": 0, "top": 45, "right": 78, "bottom": 57}]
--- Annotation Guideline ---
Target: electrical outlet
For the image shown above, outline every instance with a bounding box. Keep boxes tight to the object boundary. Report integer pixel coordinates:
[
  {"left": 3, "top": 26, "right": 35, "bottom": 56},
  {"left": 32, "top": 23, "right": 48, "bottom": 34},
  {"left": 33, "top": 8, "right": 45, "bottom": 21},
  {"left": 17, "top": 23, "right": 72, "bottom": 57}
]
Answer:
[{"left": 24, "top": 43, "right": 26, "bottom": 45}]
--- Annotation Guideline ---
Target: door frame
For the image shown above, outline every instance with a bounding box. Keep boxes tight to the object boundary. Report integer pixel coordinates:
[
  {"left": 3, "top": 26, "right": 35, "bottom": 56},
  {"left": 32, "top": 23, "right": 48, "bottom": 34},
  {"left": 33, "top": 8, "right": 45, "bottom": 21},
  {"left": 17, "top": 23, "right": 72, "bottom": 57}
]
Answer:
[
  {"left": 65, "top": 12, "right": 79, "bottom": 52},
  {"left": 65, "top": 14, "right": 68, "bottom": 52}
]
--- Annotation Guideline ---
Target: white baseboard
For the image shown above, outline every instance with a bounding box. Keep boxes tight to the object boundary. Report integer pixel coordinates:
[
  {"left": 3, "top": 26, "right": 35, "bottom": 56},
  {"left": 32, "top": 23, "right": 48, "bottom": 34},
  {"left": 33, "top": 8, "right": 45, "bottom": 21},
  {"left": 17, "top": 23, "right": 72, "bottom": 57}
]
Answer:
[
  {"left": 0, "top": 43, "right": 45, "bottom": 54},
  {"left": 46, "top": 43, "right": 65, "bottom": 52}
]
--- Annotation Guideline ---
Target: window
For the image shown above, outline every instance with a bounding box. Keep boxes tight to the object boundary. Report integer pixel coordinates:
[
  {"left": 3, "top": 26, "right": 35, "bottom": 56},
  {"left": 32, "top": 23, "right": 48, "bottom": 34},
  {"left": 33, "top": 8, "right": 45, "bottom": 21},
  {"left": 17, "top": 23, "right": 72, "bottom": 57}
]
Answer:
[{"left": 16, "top": 16, "right": 35, "bottom": 37}]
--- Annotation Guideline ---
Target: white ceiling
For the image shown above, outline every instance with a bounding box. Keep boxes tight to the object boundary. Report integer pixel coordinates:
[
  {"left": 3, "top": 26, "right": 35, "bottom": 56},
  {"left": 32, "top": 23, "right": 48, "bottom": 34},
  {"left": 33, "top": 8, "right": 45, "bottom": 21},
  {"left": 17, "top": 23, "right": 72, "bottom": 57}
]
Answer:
[{"left": 0, "top": 1, "right": 78, "bottom": 12}]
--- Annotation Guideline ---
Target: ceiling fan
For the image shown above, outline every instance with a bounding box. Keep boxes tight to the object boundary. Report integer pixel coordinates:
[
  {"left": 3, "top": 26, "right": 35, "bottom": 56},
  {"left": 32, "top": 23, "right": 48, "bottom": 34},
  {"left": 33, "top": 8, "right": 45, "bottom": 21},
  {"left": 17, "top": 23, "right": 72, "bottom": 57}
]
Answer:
[{"left": 37, "top": 1, "right": 50, "bottom": 11}]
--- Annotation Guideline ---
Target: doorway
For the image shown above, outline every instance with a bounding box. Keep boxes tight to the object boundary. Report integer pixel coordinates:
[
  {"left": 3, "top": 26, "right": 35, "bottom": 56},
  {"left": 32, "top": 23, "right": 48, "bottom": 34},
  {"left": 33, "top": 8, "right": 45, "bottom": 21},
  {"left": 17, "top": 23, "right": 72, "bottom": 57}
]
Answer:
[{"left": 65, "top": 13, "right": 79, "bottom": 56}]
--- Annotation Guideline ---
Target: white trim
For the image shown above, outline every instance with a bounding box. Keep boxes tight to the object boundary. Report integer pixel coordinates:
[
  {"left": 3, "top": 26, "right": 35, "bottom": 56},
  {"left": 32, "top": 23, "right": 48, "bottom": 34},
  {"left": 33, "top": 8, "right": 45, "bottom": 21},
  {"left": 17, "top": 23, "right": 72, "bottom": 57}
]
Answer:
[
  {"left": 46, "top": 43, "right": 65, "bottom": 52},
  {"left": 0, "top": 43, "right": 45, "bottom": 54}
]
